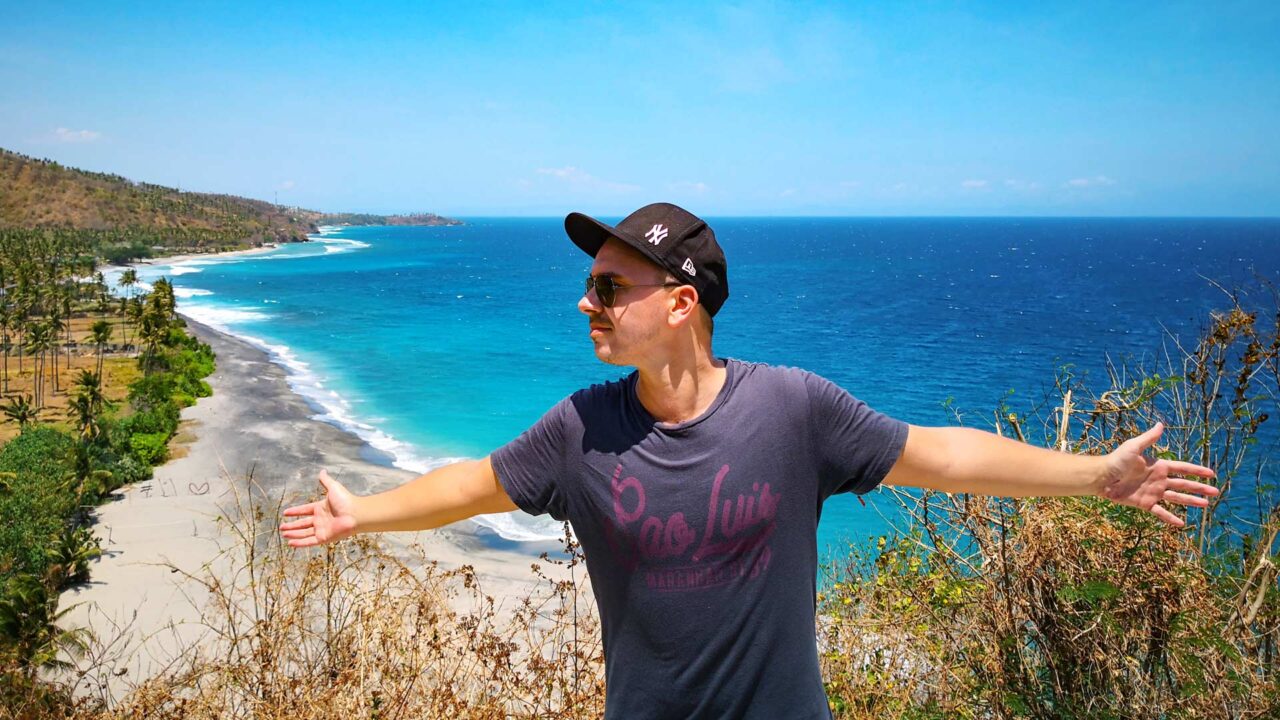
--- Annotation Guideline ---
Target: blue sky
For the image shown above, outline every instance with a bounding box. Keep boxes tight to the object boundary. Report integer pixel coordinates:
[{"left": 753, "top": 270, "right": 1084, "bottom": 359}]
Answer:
[{"left": 3, "top": 2, "right": 1277, "bottom": 216}]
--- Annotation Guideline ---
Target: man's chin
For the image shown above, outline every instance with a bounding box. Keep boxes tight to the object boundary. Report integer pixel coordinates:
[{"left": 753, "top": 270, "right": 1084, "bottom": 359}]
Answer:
[{"left": 591, "top": 343, "right": 628, "bottom": 366}]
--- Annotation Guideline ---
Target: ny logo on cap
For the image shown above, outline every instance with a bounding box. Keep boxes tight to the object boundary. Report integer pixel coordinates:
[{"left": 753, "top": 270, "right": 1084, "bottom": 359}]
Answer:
[
  {"left": 682, "top": 258, "right": 696, "bottom": 276},
  {"left": 645, "top": 224, "right": 668, "bottom": 246}
]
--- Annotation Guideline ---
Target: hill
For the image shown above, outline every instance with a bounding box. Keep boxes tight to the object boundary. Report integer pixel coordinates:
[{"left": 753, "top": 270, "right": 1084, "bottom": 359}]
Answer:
[{"left": 0, "top": 148, "right": 460, "bottom": 253}]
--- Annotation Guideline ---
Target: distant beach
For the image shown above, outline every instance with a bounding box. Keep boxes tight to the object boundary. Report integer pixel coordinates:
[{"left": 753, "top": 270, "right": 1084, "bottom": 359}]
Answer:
[{"left": 61, "top": 297, "right": 567, "bottom": 699}]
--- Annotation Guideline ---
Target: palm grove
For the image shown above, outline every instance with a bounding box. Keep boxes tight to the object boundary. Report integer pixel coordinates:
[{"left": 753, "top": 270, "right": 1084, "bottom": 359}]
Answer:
[{"left": 0, "top": 227, "right": 215, "bottom": 709}]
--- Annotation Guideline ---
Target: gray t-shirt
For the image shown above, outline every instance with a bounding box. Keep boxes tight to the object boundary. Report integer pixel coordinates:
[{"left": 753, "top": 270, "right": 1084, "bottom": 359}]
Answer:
[{"left": 491, "top": 359, "right": 909, "bottom": 719}]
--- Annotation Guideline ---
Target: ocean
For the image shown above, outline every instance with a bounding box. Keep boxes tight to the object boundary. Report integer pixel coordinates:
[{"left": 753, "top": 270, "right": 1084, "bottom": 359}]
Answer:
[{"left": 110, "top": 217, "right": 1280, "bottom": 561}]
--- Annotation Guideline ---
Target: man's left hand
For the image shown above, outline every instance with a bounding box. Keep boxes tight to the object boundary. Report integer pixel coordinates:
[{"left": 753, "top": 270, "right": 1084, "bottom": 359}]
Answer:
[{"left": 1100, "top": 421, "right": 1219, "bottom": 527}]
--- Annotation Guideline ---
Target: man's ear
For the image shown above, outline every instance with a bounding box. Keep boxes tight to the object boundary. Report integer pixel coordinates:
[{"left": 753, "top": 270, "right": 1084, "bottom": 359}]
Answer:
[{"left": 668, "top": 285, "right": 701, "bottom": 328}]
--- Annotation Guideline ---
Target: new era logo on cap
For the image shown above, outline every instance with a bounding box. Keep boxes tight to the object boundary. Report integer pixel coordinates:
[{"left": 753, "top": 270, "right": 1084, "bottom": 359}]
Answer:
[{"left": 563, "top": 202, "right": 730, "bottom": 316}]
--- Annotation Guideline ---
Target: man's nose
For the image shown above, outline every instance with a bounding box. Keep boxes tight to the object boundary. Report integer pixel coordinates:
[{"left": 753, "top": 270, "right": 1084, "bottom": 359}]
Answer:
[{"left": 578, "top": 287, "right": 602, "bottom": 315}]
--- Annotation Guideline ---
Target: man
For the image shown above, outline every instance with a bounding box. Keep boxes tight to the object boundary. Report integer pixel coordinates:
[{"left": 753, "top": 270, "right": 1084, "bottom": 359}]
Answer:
[{"left": 280, "top": 203, "right": 1218, "bottom": 719}]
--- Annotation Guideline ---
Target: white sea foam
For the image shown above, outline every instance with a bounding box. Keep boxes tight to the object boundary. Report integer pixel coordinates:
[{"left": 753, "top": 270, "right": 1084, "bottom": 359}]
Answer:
[
  {"left": 177, "top": 306, "right": 561, "bottom": 545},
  {"left": 168, "top": 266, "right": 204, "bottom": 276},
  {"left": 319, "top": 237, "right": 371, "bottom": 254},
  {"left": 471, "top": 511, "right": 565, "bottom": 543},
  {"left": 180, "top": 304, "right": 271, "bottom": 325},
  {"left": 195, "top": 315, "right": 563, "bottom": 543},
  {"left": 173, "top": 287, "right": 213, "bottom": 298}
]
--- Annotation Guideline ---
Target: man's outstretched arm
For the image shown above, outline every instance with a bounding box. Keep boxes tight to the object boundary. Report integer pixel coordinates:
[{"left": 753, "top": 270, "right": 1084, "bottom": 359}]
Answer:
[
  {"left": 881, "top": 421, "right": 1218, "bottom": 527},
  {"left": 279, "top": 458, "right": 518, "bottom": 548}
]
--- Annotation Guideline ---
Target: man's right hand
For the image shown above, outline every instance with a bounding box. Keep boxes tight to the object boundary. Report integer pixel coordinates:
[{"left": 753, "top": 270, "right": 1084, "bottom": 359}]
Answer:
[{"left": 279, "top": 469, "right": 360, "bottom": 547}]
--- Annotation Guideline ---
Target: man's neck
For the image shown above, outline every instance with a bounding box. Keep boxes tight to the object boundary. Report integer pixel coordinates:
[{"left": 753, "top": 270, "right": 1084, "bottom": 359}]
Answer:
[{"left": 634, "top": 352, "right": 728, "bottom": 425}]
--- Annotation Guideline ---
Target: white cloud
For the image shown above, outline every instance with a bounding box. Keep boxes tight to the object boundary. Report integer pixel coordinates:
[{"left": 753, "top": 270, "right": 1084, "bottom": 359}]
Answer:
[
  {"left": 668, "top": 180, "right": 709, "bottom": 194},
  {"left": 533, "top": 166, "right": 640, "bottom": 194},
  {"left": 53, "top": 127, "right": 100, "bottom": 143},
  {"left": 779, "top": 188, "right": 797, "bottom": 197},
  {"left": 1004, "top": 179, "right": 1043, "bottom": 191},
  {"left": 1065, "top": 175, "right": 1117, "bottom": 188},
  {"left": 278, "top": 180, "right": 295, "bottom": 191},
  {"left": 961, "top": 179, "right": 989, "bottom": 189}
]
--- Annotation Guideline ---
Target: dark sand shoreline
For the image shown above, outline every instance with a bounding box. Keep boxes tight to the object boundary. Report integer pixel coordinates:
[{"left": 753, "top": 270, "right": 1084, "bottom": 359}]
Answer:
[{"left": 59, "top": 313, "right": 571, "bottom": 700}]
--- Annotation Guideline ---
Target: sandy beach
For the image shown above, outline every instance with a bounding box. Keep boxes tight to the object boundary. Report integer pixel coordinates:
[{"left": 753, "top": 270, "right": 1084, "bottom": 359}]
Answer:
[
  {"left": 129, "top": 242, "right": 285, "bottom": 267},
  {"left": 60, "top": 311, "right": 569, "bottom": 702}
]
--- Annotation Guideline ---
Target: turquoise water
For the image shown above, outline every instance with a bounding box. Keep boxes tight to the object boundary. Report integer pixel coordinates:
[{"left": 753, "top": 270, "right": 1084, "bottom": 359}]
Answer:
[{"left": 110, "top": 217, "right": 1280, "bottom": 558}]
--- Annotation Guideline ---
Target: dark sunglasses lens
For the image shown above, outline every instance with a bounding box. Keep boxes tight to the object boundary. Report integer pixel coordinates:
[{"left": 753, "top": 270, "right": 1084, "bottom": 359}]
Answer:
[{"left": 586, "top": 276, "right": 616, "bottom": 307}]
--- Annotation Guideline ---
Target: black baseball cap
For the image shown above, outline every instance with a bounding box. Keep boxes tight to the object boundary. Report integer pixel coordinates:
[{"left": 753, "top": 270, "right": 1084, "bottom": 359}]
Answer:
[{"left": 565, "top": 202, "right": 730, "bottom": 316}]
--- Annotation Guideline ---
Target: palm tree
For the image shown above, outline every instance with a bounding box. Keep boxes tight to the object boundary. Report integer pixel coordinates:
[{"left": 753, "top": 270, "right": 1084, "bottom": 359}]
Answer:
[
  {"left": 61, "top": 292, "right": 74, "bottom": 384},
  {"left": 138, "top": 300, "right": 169, "bottom": 374},
  {"left": 117, "top": 269, "right": 137, "bottom": 348},
  {"left": 64, "top": 441, "right": 112, "bottom": 501},
  {"left": 0, "top": 574, "right": 93, "bottom": 677},
  {"left": 124, "top": 296, "right": 144, "bottom": 352},
  {"left": 67, "top": 370, "right": 112, "bottom": 443},
  {"left": 3, "top": 394, "right": 37, "bottom": 430},
  {"left": 12, "top": 295, "right": 29, "bottom": 376},
  {"left": 47, "top": 308, "right": 65, "bottom": 395},
  {"left": 0, "top": 301, "right": 12, "bottom": 394},
  {"left": 47, "top": 525, "right": 101, "bottom": 586},
  {"left": 89, "top": 319, "right": 112, "bottom": 377},
  {"left": 22, "top": 322, "right": 52, "bottom": 409},
  {"left": 65, "top": 394, "right": 100, "bottom": 443}
]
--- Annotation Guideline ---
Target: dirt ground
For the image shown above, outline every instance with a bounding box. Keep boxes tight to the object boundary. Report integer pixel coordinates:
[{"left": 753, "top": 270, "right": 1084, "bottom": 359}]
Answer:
[{"left": 0, "top": 314, "right": 141, "bottom": 444}]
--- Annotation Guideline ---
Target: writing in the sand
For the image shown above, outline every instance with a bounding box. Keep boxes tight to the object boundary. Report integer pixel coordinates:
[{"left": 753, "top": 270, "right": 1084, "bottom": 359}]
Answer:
[
  {"left": 603, "top": 463, "right": 779, "bottom": 592},
  {"left": 132, "top": 479, "right": 211, "bottom": 499}
]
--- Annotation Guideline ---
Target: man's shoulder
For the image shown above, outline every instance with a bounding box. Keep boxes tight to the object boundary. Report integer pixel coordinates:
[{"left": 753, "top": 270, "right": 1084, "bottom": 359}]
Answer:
[
  {"left": 561, "top": 372, "right": 635, "bottom": 415},
  {"left": 729, "top": 358, "right": 824, "bottom": 387}
]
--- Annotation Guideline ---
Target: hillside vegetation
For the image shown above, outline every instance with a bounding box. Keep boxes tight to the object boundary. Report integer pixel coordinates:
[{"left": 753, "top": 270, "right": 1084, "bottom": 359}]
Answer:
[{"left": 0, "top": 148, "right": 459, "bottom": 260}]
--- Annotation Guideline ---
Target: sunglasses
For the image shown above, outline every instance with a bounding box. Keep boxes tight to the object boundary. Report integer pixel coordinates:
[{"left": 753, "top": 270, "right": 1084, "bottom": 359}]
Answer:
[{"left": 584, "top": 275, "right": 683, "bottom": 308}]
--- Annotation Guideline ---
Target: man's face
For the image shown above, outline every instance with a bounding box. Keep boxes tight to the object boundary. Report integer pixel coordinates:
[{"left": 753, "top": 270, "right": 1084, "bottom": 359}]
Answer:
[{"left": 577, "top": 238, "right": 675, "bottom": 366}]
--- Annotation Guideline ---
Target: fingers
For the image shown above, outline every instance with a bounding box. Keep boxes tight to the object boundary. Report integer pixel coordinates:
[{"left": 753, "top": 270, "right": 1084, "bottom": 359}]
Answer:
[
  {"left": 279, "top": 516, "right": 313, "bottom": 532},
  {"left": 1164, "top": 461, "right": 1217, "bottom": 480},
  {"left": 282, "top": 501, "right": 318, "bottom": 517},
  {"left": 287, "top": 536, "right": 321, "bottom": 548},
  {"left": 1163, "top": 490, "right": 1210, "bottom": 508},
  {"left": 1166, "top": 477, "right": 1220, "bottom": 496},
  {"left": 1149, "top": 503, "right": 1185, "bottom": 528},
  {"left": 1126, "top": 421, "right": 1165, "bottom": 451}
]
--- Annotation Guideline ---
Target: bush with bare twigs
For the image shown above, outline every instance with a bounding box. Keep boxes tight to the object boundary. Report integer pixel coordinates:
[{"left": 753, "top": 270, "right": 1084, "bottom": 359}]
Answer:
[{"left": 819, "top": 280, "right": 1280, "bottom": 719}]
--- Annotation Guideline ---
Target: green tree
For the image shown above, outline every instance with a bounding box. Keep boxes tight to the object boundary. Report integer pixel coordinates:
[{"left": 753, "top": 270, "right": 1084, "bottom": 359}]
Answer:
[
  {"left": 2, "top": 395, "right": 37, "bottom": 430},
  {"left": 89, "top": 319, "right": 112, "bottom": 377},
  {"left": 0, "top": 574, "right": 91, "bottom": 677}
]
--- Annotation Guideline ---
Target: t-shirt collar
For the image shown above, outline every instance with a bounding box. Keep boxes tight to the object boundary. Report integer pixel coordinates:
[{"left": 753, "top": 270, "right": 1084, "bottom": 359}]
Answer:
[{"left": 627, "top": 358, "right": 738, "bottom": 433}]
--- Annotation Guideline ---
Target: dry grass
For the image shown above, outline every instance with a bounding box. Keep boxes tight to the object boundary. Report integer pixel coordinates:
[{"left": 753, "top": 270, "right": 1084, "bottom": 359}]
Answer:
[
  {"left": 817, "top": 281, "right": 1280, "bottom": 719},
  {"left": 35, "top": 479, "right": 606, "bottom": 720},
  {"left": 0, "top": 314, "right": 139, "bottom": 444}
]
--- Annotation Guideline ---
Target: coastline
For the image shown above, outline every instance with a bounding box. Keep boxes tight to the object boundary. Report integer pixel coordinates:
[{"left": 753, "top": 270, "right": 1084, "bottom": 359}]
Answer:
[{"left": 60, "top": 312, "right": 569, "bottom": 701}]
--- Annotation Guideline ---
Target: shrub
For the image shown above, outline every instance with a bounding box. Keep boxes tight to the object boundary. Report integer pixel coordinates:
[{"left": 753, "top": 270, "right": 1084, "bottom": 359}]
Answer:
[
  {"left": 126, "top": 373, "right": 175, "bottom": 413},
  {"left": 0, "top": 428, "right": 75, "bottom": 581},
  {"left": 127, "top": 432, "right": 169, "bottom": 466},
  {"left": 107, "top": 455, "right": 152, "bottom": 487}
]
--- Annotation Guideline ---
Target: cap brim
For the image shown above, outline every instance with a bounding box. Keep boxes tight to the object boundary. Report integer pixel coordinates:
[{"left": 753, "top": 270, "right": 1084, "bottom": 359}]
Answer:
[{"left": 565, "top": 212, "right": 631, "bottom": 257}]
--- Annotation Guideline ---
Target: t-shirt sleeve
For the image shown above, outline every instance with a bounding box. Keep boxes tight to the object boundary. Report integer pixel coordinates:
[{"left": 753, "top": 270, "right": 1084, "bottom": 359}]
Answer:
[
  {"left": 804, "top": 372, "right": 910, "bottom": 499},
  {"left": 490, "top": 397, "right": 573, "bottom": 521}
]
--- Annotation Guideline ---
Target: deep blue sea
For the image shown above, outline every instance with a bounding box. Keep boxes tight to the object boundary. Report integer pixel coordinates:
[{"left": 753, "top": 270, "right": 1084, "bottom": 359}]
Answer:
[{"left": 110, "top": 218, "right": 1280, "bottom": 561}]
